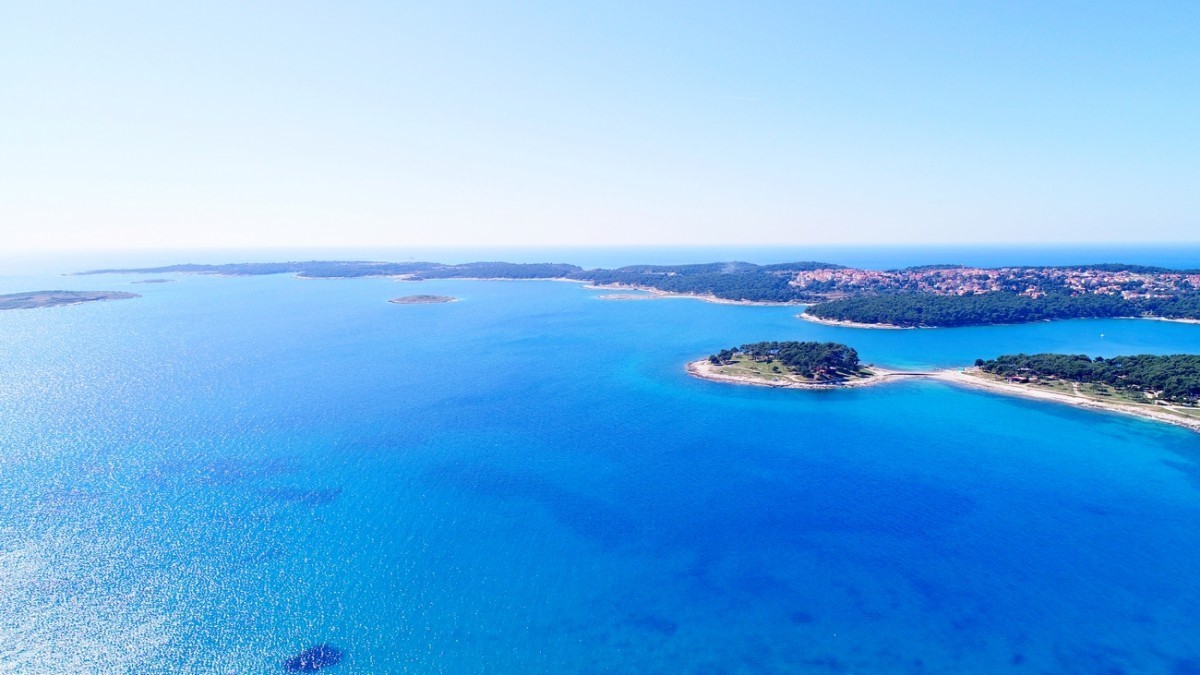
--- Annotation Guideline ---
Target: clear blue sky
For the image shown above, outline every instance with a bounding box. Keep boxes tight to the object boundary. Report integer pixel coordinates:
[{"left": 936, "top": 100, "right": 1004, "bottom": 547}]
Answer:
[{"left": 2, "top": 1, "right": 1197, "bottom": 249}]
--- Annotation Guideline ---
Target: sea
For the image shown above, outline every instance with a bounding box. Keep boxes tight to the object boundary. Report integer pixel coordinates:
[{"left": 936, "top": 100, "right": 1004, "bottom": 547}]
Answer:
[{"left": 2, "top": 245, "right": 1199, "bottom": 673}]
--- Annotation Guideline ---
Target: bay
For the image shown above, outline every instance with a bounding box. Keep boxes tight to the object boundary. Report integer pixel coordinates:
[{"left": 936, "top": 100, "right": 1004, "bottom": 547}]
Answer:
[{"left": 1, "top": 254, "right": 1199, "bottom": 672}]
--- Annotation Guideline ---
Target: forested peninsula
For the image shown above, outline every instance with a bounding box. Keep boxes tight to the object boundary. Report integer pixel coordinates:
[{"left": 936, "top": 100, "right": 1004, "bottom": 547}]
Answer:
[
  {"left": 931, "top": 352, "right": 1200, "bottom": 433},
  {"left": 803, "top": 293, "right": 1137, "bottom": 328},
  {"left": 975, "top": 353, "right": 1200, "bottom": 405},
  {"left": 78, "top": 259, "right": 1200, "bottom": 326},
  {"left": 689, "top": 343, "right": 1200, "bottom": 432}
]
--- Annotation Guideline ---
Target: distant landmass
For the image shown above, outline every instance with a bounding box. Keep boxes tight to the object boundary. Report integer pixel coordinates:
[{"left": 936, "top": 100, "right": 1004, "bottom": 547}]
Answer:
[
  {"left": 78, "top": 259, "right": 1200, "bottom": 326},
  {"left": 77, "top": 260, "right": 585, "bottom": 280},
  {"left": 0, "top": 290, "right": 139, "bottom": 311}
]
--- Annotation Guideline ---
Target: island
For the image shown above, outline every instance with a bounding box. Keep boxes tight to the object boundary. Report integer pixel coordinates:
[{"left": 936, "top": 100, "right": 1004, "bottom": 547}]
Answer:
[
  {"left": 78, "top": 259, "right": 1200, "bottom": 326},
  {"left": 687, "top": 341, "right": 916, "bottom": 389},
  {"left": 130, "top": 278, "right": 174, "bottom": 284},
  {"left": 0, "top": 290, "right": 139, "bottom": 311},
  {"left": 389, "top": 295, "right": 458, "bottom": 304},
  {"left": 688, "top": 341, "right": 1200, "bottom": 434}
]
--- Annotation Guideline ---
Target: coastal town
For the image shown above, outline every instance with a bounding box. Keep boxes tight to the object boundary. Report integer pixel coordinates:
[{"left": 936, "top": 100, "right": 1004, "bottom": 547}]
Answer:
[{"left": 788, "top": 265, "right": 1200, "bottom": 300}]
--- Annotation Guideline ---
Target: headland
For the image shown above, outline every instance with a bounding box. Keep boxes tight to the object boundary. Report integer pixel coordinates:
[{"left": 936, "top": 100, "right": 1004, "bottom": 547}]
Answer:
[
  {"left": 0, "top": 290, "right": 139, "bottom": 310},
  {"left": 935, "top": 368, "right": 1200, "bottom": 434}
]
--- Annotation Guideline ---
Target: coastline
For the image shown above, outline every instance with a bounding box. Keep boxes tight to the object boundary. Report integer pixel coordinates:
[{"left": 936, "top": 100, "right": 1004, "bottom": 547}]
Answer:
[
  {"left": 1136, "top": 316, "right": 1200, "bottom": 326},
  {"left": 933, "top": 368, "right": 1200, "bottom": 434},
  {"left": 588, "top": 283, "right": 800, "bottom": 306},
  {"left": 394, "top": 276, "right": 585, "bottom": 283},
  {"left": 155, "top": 273, "right": 1200, "bottom": 328},
  {"left": 686, "top": 359, "right": 936, "bottom": 390},
  {"left": 797, "top": 313, "right": 914, "bottom": 329},
  {"left": 803, "top": 313, "right": 1200, "bottom": 330},
  {"left": 688, "top": 358, "right": 1200, "bottom": 434}
]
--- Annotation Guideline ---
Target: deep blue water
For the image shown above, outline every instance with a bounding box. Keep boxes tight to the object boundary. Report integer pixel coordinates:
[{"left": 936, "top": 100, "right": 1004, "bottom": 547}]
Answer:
[{"left": 2, "top": 250, "right": 1200, "bottom": 673}]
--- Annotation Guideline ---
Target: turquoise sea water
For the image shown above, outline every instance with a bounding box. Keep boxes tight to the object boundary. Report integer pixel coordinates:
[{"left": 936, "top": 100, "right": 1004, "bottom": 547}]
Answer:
[{"left": 2, "top": 250, "right": 1200, "bottom": 672}]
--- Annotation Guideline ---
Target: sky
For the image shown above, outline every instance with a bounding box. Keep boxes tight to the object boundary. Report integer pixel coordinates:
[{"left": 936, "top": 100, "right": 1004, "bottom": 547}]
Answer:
[{"left": 2, "top": 1, "right": 1198, "bottom": 250}]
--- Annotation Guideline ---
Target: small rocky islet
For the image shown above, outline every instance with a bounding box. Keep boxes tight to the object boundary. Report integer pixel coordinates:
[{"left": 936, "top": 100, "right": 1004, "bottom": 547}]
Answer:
[{"left": 388, "top": 295, "right": 458, "bottom": 304}]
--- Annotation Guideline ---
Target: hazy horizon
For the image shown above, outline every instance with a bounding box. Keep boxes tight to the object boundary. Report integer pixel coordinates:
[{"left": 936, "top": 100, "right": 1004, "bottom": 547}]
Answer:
[{"left": 6, "top": 242, "right": 1200, "bottom": 278}]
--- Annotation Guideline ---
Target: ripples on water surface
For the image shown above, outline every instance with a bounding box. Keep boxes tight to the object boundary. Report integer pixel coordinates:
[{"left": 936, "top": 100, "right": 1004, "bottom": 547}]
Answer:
[{"left": 1, "top": 263, "right": 1200, "bottom": 672}]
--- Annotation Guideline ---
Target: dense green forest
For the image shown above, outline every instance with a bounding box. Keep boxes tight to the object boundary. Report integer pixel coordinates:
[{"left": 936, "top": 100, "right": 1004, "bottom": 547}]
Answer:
[
  {"left": 575, "top": 262, "right": 839, "bottom": 302},
  {"left": 709, "top": 341, "right": 861, "bottom": 379},
  {"left": 1054, "top": 263, "right": 1199, "bottom": 274},
  {"left": 416, "top": 262, "right": 582, "bottom": 279},
  {"left": 805, "top": 293, "right": 1138, "bottom": 327},
  {"left": 976, "top": 353, "right": 1200, "bottom": 404},
  {"left": 1137, "top": 293, "right": 1200, "bottom": 320}
]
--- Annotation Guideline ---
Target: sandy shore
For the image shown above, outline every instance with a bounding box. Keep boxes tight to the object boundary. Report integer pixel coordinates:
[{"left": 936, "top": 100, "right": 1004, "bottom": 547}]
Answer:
[
  {"left": 588, "top": 284, "right": 800, "bottom": 306},
  {"left": 686, "top": 360, "right": 937, "bottom": 390},
  {"left": 797, "top": 313, "right": 915, "bottom": 329},
  {"left": 933, "top": 369, "right": 1200, "bottom": 434},
  {"left": 595, "top": 293, "right": 660, "bottom": 301},
  {"left": 1137, "top": 316, "right": 1200, "bottom": 326},
  {"left": 688, "top": 359, "right": 1200, "bottom": 433}
]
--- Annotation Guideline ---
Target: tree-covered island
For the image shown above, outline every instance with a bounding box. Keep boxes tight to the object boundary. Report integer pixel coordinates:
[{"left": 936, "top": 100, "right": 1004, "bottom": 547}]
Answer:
[{"left": 689, "top": 341, "right": 891, "bottom": 389}]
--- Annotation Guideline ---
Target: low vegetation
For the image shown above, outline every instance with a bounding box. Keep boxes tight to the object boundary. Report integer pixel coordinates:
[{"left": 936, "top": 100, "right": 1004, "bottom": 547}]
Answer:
[
  {"left": 975, "top": 353, "right": 1200, "bottom": 405},
  {"left": 709, "top": 341, "right": 863, "bottom": 380}
]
